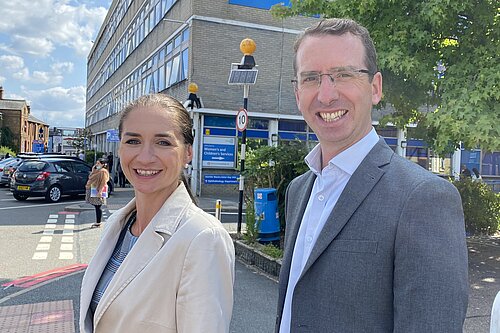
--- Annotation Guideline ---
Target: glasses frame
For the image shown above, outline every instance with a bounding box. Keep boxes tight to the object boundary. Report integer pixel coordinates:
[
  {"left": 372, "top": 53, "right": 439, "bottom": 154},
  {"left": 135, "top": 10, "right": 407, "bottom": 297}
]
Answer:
[{"left": 291, "top": 68, "right": 374, "bottom": 90}]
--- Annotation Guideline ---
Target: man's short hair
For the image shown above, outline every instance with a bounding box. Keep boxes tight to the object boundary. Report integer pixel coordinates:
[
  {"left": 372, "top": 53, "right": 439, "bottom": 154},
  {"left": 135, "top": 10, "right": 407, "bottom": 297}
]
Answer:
[{"left": 293, "top": 18, "right": 378, "bottom": 78}]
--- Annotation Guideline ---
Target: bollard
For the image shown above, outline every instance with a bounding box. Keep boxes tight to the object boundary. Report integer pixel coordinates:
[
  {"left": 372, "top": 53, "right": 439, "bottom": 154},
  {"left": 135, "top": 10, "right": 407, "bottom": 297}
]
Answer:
[{"left": 215, "top": 199, "right": 222, "bottom": 221}]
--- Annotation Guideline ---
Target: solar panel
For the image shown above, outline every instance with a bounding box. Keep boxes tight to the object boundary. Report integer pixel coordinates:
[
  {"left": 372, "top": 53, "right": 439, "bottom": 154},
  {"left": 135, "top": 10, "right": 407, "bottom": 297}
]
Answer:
[{"left": 228, "top": 69, "right": 258, "bottom": 85}]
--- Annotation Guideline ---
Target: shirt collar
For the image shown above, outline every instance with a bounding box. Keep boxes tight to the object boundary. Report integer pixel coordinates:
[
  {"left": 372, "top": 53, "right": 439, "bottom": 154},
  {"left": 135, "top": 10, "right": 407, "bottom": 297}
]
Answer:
[{"left": 304, "top": 127, "right": 379, "bottom": 176}]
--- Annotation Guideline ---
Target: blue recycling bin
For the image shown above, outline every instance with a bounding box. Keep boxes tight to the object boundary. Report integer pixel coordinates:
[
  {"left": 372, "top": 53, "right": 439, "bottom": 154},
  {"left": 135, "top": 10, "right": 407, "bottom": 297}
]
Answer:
[{"left": 254, "top": 188, "right": 280, "bottom": 243}]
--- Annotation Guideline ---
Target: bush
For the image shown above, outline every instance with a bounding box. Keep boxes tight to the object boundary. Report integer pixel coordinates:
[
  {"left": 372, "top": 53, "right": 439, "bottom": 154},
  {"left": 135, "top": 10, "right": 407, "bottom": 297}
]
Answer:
[
  {"left": 452, "top": 178, "right": 500, "bottom": 235},
  {"left": 244, "top": 141, "right": 309, "bottom": 232},
  {"left": 84, "top": 150, "right": 106, "bottom": 165},
  {"left": 0, "top": 146, "right": 16, "bottom": 158}
]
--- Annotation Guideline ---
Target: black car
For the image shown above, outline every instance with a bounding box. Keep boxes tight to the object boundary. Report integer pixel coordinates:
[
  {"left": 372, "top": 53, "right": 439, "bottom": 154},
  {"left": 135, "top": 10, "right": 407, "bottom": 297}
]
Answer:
[{"left": 10, "top": 158, "right": 93, "bottom": 202}]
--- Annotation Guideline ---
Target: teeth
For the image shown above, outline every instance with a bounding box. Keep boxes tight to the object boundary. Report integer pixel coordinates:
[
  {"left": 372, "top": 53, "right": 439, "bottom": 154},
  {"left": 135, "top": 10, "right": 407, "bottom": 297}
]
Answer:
[
  {"left": 319, "top": 110, "right": 347, "bottom": 122},
  {"left": 136, "top": 169, "right": 160, "bottom": 176}
]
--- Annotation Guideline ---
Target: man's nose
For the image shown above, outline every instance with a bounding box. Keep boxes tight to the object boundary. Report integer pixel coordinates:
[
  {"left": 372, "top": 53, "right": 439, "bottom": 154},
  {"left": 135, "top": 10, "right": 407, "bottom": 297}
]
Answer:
[{"left": 317, "top": 74, "right": 339, "bottom": 105}]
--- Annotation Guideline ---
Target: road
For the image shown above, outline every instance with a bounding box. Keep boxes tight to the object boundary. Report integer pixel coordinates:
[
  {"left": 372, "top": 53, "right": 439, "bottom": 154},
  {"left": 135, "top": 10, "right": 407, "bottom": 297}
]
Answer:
[{"left": 0, "top": 186, "right": 498, "bottom": 332}]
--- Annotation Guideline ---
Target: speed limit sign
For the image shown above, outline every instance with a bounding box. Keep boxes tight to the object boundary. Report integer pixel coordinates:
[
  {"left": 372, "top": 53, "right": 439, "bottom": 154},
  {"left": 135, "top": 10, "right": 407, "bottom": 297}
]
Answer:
[{"left": 236, "top": 108, "right": 248, "bottom": 132}]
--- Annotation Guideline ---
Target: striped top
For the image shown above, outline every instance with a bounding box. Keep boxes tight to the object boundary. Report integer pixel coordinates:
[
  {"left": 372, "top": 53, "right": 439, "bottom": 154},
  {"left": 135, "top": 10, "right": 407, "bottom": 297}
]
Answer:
[{"left": 90, "top": 212, "right": 139, "bottom": 315}]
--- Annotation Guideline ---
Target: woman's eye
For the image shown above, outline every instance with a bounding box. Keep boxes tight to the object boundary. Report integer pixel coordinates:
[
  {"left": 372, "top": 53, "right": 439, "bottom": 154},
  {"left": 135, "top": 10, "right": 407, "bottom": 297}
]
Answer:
[
  {"left": 158, "top": 140, "right": 171, "bottom": 146},
  {"left": 125, "top": 139, "right": 140, "bottom": 144}
]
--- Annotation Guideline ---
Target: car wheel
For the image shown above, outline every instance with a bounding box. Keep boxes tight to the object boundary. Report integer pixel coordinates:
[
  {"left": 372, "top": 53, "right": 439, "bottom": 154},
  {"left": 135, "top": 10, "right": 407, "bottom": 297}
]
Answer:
[
  {"left": 46, "top": 185, "right": 62, "bottom": 203},
  {"left": 13, "top": 193, "right": 28, "bottom": 201}
]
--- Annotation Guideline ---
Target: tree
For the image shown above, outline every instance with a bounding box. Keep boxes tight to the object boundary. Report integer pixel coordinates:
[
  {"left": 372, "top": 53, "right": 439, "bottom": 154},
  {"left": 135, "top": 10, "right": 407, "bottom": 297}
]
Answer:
[
  {"left": 70, "top": 128, "right": 92, "bottom": 152},
  {"left": 272, "top": 0, "right": 499, "bottom": 154},
  {"left": 0, "top": 127, "right": 17, "bottom": 153}
]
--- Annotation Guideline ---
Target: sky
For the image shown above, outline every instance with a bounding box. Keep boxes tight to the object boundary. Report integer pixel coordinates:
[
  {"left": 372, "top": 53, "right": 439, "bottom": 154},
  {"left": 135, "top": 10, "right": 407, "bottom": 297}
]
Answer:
[{"left": 0, "top": 0, "right": 112, "bottom": 128}]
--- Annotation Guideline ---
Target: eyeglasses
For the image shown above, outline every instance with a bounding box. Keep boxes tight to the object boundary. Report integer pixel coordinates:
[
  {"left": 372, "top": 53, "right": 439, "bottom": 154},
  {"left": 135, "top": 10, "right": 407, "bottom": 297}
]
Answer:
[{"left": 291, "top": 68, "right": 373, "bottom": 91}]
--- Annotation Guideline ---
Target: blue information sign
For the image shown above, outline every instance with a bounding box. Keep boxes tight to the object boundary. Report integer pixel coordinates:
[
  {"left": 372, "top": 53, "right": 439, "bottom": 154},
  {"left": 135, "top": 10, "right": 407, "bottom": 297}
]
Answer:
[
  {"left": 204, "top": 174, "right": 239, "bottom": 184},
  {"left": 202, "top": 136, "right": 236, "bottom": 169},
  {"left": 32, "top": 140, "right": 45, "bottom": 153},
  {"left": 106, "top": 129, "right": 120, "bottom": 142}
]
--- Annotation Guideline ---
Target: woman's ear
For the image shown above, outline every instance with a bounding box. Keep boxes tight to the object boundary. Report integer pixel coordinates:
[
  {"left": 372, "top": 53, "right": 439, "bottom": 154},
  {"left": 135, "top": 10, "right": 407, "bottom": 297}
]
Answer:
[{"left": 184, "top": 145, "right": 193, "bottom": 165}]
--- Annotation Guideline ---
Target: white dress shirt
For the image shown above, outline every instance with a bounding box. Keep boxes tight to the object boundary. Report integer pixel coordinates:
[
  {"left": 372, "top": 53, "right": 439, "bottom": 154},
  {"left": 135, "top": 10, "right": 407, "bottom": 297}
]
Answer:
[{"left": 280, "top": 128, "right": 379, "bottom": 333}]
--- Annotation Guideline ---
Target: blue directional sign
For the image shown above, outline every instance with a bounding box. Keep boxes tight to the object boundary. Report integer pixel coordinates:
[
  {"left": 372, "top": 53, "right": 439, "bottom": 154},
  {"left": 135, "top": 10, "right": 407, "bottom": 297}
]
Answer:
[
  {"left": 32, "top": 140, "right": 45, "bottom": 153},
  {"left": 202, "top": 136, "right": 236, "bottom": 169},
  {"left": 204, "top": 174, "right": 239, "bottom": 184},
  {"left": 106, "top": 129, "right": 120, "bottom": 142}
]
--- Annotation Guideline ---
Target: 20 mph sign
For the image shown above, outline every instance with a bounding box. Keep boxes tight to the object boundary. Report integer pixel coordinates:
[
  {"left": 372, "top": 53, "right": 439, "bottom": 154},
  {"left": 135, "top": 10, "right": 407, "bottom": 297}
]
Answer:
[{"left": 236, "top": 108, "right": 248, "bottom": 132}]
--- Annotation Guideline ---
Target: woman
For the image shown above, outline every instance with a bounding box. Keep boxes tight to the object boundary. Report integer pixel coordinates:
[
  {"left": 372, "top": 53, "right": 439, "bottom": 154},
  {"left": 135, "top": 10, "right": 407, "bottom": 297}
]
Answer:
[
  {"left": 79, "top": 94, "right": 235, "bottom": 333},
  {"left": 85, "top": 158, "right": 110, "bottom": 228}
]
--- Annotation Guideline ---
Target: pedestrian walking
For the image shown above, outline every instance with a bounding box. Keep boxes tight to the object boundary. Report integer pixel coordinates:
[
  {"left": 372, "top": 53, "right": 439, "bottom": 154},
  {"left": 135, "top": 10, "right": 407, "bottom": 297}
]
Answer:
[
  {"left": 79, "top": 94, "right": 235, "bottom": 333},
  {"left": 78, "top": 151, "right": 85, "bottom": 160},
  {"left": 106, "top": 152, "right": 114, "bottom": 173},
  {"left": 85, "top": 158, "right": 110, "bottom": 228},
  {"left": 472, "top": 167, "right": 482, "bottom": 181},
  {"left": 276, "top": 18, "right": 468, "bottom": 333}
]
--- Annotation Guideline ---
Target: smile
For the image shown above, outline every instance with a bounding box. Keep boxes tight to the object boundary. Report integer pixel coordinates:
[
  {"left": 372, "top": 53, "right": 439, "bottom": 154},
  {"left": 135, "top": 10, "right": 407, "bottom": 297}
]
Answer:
[
  {"left": 135, "top": 169, "right": 161, "bottom": 176},
  {"left": 319, "top": 110, "right": 348, "bottom": 122}
]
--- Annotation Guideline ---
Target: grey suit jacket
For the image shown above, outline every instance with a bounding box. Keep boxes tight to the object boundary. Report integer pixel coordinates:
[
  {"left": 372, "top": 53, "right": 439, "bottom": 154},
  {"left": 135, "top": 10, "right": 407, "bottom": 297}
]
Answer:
[{"left": 276, "top": 139, "right": 468, "bottom": 333}]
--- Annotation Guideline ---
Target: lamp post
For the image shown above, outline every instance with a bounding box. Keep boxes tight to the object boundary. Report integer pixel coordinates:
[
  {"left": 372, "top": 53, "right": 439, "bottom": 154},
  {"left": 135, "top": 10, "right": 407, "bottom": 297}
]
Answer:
[{"left": 228, "top": 38, "right": 258, "bottom": 235}]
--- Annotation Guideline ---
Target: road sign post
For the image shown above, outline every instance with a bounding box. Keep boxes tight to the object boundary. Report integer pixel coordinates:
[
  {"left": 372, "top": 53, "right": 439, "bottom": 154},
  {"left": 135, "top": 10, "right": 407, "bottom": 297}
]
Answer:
[{"left": 228, "top": 38, "right": 258, "bottom": 235}]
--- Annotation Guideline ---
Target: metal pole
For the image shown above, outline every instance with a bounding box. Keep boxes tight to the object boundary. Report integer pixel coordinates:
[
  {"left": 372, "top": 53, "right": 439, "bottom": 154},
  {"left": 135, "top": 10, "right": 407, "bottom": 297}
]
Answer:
[
  {"left": 215, "top": 199, "right": 222, "bottom": 221},
  {"left": 237, "top": 85, "right": 249, "bottom": 234}
]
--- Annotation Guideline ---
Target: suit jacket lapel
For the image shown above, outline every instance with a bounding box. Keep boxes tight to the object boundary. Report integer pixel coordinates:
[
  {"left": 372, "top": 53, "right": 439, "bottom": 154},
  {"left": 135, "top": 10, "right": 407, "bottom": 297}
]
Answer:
[
  {"left": 300, "top": 139, "right": 393, "bottom": 277},
  {"left": 93, "top": 185, "right": 191, "bottom": 327}
]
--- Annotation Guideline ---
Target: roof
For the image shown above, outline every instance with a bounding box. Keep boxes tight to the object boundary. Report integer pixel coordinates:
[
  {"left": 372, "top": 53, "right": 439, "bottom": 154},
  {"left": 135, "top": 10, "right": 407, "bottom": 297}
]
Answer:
[
  {"left": 0, "top": 99, "right": 28, "bottom": 111},
  {"left": 28, "top": 114, "right": 48, "bottom": 125}
]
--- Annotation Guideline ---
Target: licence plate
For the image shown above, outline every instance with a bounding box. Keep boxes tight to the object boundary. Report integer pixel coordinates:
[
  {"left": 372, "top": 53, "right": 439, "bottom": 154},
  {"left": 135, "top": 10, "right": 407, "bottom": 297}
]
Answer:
[{"left": 17, "top": 185, "right": 30, "bottom": 191}]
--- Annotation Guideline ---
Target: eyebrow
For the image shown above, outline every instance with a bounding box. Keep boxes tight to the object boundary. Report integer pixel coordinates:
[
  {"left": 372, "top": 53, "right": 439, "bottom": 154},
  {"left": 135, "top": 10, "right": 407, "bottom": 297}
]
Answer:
[
  {"left": 123, "top": 132, "right": 175, "bottom": 138},
  {"left": 299, "top": 66, "right": 357, "bottom": 76}
]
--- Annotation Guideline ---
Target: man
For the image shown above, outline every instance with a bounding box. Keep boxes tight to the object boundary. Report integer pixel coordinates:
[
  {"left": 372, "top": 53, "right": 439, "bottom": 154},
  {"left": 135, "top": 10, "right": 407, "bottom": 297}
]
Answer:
[
  {"left": 276, "top": 18, "right": 468, "bottom": 332},
  {"left": 107, "top": 152, "right": 114, "bottom": 174},
  {"left": 460, "top": 164, "right": 472, "bottom": 179},
  {"left": 78, "top": 151, "right": 85, "bottom": 160}
]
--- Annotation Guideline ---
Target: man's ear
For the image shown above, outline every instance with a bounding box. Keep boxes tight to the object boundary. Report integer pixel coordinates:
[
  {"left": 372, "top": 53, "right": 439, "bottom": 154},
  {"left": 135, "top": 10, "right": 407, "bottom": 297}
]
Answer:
[{"left": 371, "top": 72, "right": 383, "bottom": 105}]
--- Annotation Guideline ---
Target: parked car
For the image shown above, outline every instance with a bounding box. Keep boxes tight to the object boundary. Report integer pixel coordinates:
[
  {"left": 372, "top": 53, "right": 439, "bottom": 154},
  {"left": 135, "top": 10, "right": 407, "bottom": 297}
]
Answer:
[
  {"left": 10, "top": 157, "right": 114, "bottom": 202},
  {"left": 0, "top": 158, "right": 24, "bottom": 187},
  {"left": 10, "top": 158, "right": 93, "bottom": 202}
]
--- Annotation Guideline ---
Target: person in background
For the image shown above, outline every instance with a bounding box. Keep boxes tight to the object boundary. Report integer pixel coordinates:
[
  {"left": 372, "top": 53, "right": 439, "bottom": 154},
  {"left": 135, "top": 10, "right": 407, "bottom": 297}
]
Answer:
[
  {"left": 85, "top": 158, "right": 110, "bottom": 228},
  {"left": 107, "top": 152, "right": 114, "bottom": 174},
  {"left": 115, "top": 156, "right": 126, "bottom": 188},
  {"left": 79, "top": 151, "right": 85, "bottom": 160},
  {"left": 461, "top": 164, "right": 472, "bottom": 179},
  {"left": 79, "top": 94, "right": 235, "bottom": 333},
  {"left": 472, "top": 167, "right": 482, "bottom": 181},
  {"left": 4, "top": 152, "right": 10, "bottom": 159},
  {"left": 276, "top": 18, "right": 468, "bottom": 332}
]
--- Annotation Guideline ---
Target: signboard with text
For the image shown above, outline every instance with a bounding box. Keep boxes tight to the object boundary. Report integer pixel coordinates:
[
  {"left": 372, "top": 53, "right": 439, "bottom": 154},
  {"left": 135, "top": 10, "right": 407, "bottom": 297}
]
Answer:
[
  {"left": 202, "top": 136, "right": 236, "bottom": 169},
  {"left": 106, "top": 129, "right": 120, "bottom": 142},
  {"left": 204, "top": 174, "right": 239, "bottom": 184}
]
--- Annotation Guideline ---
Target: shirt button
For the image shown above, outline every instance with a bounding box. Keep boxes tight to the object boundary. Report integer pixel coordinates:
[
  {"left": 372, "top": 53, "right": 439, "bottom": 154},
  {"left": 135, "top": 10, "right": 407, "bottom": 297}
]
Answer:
[
  {"left": 306, "top": 236, "right": 312, "bottom": 243},
  {"left": 318, "top": 194, "right": 324, "bottom": 201}
]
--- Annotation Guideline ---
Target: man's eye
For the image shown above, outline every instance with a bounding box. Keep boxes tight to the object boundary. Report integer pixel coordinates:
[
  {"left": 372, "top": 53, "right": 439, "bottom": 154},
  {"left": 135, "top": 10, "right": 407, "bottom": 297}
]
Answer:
[
  {"left": 302, "top": 76, "right": 319, "bottom": 83},
  {"left": 336, "top": 72, "right": 355, "bottom": 79},
  {"left": 125, "top": 139, "right": 140, "bottom": 144}
]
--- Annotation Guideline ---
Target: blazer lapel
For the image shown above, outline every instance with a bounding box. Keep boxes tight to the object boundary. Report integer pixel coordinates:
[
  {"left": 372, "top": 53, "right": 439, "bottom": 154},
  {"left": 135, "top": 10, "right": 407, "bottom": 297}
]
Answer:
[
  {"left": 300, "top": 139, "right": 393, "bottom": 277},
  {"left": 93, "top": 185, "right": 191, "bottom": 327}
]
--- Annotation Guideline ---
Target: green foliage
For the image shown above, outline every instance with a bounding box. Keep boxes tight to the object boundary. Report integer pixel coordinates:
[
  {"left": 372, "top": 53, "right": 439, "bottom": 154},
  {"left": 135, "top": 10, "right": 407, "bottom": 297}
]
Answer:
[
  {"left": 84, "top": 150, "right": 106, "bottom": 165},
  {"left": 244, "top": 141, "right": 309, "bottom": 229},
  {"left": 70, "top": 128, "right": 93, "bottom": 152},
  {"left": 243, "top": 198, "right": 260, "bottom": 244},
  {"left": 261, "top": 244, "right": 284, "bottom": 259},
  {"left": 272, "top": 0, "right": 500, "bottom": 154},
  {"left": 452, "top": 178, "right": 500, "bottom": 235},
  {"left": 0, "top": 146, "right": 16, "bottom": 158},
  {"left": 0, "top": 127, "right": 16, "bottom": 152}
]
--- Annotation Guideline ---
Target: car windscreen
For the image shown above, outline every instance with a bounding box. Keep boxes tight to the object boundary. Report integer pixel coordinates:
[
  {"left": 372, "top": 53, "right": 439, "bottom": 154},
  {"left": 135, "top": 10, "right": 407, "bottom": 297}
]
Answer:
[{"left": 18, "top": 161, "right": 48, "bottom": 172}]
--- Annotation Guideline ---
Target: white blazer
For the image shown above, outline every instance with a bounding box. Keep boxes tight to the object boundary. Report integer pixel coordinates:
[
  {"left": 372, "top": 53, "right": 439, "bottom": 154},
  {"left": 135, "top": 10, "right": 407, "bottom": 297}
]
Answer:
[{"left": 79, "top": 184, "right": 235, "bottom": 333}]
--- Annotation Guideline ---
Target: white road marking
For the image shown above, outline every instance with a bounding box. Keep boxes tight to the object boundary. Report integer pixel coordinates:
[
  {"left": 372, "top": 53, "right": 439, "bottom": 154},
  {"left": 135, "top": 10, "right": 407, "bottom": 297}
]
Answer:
[
  {"left": 60, "top": 244, "right": 73, "bottom": 251},
  {"left": 61, "top": 237, "right": 73, "bottom": 243},
  {"left": 49, "top": 214, "right": 58, "bottom": 218},
  {"left": 45, "top": 224, "right": 56, "bottom": 229},
  {"left": 64, "top": 224, "right": 74, "bottom": 230},
  {"left": 32, "top": 252, "right": 48, "bottom": 260},
  {"left": 65, "top": 219, "right": 75, "bottom": 224},
  {"left": 36, "top": 244, "right": 50, "bottom": 251},
  {"left": 62, "top": 230, "right": 74, "bottom": 235},
  {"left": 39, "top": 236, "right": 53, "bottom": 243},
  {"left": 42, "top": 230, "right": 54, "bottom": 235},
  {"left": 0, "top": 200, "right": 82, "bottom": 211},
  {"left": 47, "top": 219, "right": 58, "bottom": 223},
  {"left": 59, "top": 252, "right": 73, "bottom": 260},
  {"left": 66, "top": 214, "right": 75, "bottom": 218}
]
